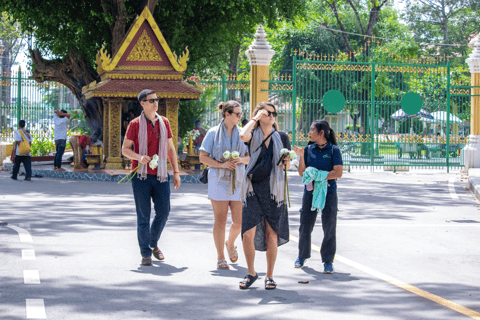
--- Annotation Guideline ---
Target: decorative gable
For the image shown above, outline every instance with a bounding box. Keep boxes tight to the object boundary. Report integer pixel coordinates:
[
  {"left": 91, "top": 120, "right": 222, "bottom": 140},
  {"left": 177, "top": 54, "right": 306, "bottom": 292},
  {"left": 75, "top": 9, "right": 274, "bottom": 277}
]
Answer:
[
  {"left": 96, "top": 6, "right": 189, "bottom": 74},
  {"left": 126, "top": 29, "right": 162, "bottom": 62}
]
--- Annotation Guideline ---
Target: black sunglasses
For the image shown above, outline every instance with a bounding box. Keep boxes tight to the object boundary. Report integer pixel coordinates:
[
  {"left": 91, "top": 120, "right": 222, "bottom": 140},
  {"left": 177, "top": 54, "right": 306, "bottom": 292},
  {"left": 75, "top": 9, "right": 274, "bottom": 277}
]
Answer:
[
  {"left": 230, "top": 112, "right": 244, "bottom": 118},
  {"left": 267, "top": 111, "right": 277, "bottom": 117},
  {"left": 143, "top": 98, "right": 160, "bottom": 104}
]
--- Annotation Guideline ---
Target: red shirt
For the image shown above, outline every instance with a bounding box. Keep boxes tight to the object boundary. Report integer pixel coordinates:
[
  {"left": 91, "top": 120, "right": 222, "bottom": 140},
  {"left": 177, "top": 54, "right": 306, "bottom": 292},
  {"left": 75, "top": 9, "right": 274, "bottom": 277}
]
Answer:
[{"left": 125, "top": 116, "right": 173, "bottom": 175}]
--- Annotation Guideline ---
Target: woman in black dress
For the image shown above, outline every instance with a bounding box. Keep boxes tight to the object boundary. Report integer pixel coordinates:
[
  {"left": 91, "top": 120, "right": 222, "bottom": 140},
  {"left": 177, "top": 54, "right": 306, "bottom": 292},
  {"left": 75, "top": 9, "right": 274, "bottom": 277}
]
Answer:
[{"left": 238, "top": 102, "right": 291, "bottom": 290}]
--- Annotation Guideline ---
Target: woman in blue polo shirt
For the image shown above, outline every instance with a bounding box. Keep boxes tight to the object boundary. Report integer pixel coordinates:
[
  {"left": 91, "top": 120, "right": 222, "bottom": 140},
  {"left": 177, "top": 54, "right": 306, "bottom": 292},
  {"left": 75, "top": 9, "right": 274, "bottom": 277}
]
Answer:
[{"left": 292, "top": 119, "right": 343, "bottom": 273}]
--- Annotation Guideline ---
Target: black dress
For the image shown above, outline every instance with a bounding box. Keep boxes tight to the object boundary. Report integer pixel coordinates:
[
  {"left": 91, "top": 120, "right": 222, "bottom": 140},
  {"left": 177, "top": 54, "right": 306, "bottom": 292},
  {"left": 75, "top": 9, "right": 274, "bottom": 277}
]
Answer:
[{"left": 242, "top": 131, "right": 291, "bottom": 251}]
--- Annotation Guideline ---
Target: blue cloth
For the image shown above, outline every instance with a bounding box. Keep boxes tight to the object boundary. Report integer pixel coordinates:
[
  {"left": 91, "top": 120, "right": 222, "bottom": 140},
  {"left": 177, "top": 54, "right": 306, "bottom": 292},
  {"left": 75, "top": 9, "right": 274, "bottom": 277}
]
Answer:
[
  {"left": 302, "top": 167, "right": 329, "bottom": 211},
  {"left": 303, "top": 142, "right": 343, "bottom": 192},
  {"left": 199, "top": 125, "right": 248, "bottom": 177}
]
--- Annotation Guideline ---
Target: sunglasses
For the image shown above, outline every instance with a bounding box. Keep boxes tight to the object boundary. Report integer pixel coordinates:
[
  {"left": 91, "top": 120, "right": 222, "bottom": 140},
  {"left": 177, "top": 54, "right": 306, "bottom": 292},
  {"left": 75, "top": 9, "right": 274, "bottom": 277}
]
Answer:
[
  {"left": 266, "top": 111, "right": 277, "bottom": 117},
  {"left": 230, "top": 112, "right": 243, "bottom": 118},
  {"left": 143, "top": 98, "right": 160, "bottom": 104}
]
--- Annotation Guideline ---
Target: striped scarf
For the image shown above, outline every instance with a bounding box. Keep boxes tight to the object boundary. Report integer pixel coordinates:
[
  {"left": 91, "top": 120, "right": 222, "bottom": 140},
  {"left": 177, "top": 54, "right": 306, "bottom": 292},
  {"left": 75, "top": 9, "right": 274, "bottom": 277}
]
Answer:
[{"left": 138, "top": 111, "right": 168, "bottom": 182}]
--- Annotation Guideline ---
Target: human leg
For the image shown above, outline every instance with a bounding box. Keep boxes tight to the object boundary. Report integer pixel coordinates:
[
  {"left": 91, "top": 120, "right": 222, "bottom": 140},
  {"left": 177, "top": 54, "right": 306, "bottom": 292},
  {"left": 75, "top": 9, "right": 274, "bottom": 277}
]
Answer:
[
  {"left": 298, "top": 190, "right": 318, "bottom": 260},
  {"left": 55, "top": 139, "right": 66, "bottom": 169},
  {"left": 210, "top": 199, "right": 230, "bottom": 263},
  {"left": 11, "top": 156, "right": 21, "bottom": 179},
  {"left": 239, "top": 226, "right": 257, "bottom": 288},
  {"left": 321, "top": 191, "right": 338, "bottom": 264},
  {"left": 226, "top": 201, "right": 242, "bottom": 262},
  {"left": 132, "top": 175, "right": 154, "bottom": 258},
  {"left": 23, "top": 156, "right": 32, "bottom": 180},
  {"left": 150, "top": 176, "right": 171, "bottom": 245},
  {"left": 265, "top": 220, "right": 278, "bottom": 280}
]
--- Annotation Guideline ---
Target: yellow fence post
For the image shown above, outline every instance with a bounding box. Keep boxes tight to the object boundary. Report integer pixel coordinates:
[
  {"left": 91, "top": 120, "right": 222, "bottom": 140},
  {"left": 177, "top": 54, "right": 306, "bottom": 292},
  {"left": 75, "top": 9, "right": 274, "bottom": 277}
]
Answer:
[{"left": 465, "top": 36, "right": 480, "bottom": 169}]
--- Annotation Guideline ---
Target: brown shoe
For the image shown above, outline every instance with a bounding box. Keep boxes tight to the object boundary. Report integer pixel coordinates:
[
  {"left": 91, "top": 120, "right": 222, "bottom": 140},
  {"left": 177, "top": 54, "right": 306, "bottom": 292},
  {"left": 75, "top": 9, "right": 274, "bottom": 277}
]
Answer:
[
  {"left": 152, "top": 247, "right": 164, "bottom": 260},
  {"left": 141, "top": 256, "right": 152, "bottom": 266}
]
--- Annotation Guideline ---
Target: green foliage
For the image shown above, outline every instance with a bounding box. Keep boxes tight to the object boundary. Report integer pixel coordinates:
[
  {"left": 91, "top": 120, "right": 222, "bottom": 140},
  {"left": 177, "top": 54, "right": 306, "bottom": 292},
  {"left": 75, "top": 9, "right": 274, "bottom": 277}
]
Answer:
[
  {"left": 178, "top": 86, "right": 216, "bottom": 140},
  {"left": 30, "top": 133, "right": 54, "bottom": 156},
  {"left": 0, "top": 0, "right": 305, "bottom": 76},
  {"left": 403, "top": 0, "right": 480, "bottom": 61},
  {"left": 69, "top": 109, "right": 92, "bottom": 135}
]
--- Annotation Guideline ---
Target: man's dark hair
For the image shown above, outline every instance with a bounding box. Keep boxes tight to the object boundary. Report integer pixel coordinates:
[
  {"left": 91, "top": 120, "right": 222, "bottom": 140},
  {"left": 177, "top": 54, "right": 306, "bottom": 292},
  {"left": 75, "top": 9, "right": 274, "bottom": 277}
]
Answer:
[
  {"left": 195, "top": 120, "right": 201, "bottom": 125},
  {"left": 19, "top": 120, "right": 26, "bottom": 128},
  {"left": 138, "top": 89, "right": 155, "bottom": 102},
  {"left": 60, "top": 109, "right": 67, "bottom": 113}
]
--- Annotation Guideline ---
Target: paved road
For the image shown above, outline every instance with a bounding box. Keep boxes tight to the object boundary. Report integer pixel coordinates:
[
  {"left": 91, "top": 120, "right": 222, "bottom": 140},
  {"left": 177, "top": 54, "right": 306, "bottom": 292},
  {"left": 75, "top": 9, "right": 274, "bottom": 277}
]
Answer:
[{"left": 1, "top": 169, "right": 479, "bottom": 320}]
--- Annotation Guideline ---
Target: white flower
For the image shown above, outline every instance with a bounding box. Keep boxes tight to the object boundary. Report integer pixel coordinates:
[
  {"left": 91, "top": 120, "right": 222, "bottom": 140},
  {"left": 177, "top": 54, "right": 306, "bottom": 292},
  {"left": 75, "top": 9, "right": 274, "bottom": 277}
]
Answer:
[
  {"left": 291, "top": 159, "right": 299, "bottom": 167},
  {"left": 289, "top": 151, "right": 297, "bottom": 160},
  {"left": 231, "top": 151, "right": 240, "bottom": 159},
  {"left": 152, "top": 154, "right": 159, "bottom": 161},
  {"left": 223, "top": 151, "right": 231, "bottom": 159},
  {"left": 280, "top": 148, "right": 290, "bottom": 155},
  {"left": 149, "top": 160, "right": 158, "bottom": 169}
]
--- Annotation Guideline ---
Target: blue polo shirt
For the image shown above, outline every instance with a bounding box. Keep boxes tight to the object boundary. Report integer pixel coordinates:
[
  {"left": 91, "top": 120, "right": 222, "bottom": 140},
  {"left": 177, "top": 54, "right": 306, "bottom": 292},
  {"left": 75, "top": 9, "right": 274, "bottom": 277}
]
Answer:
[{"left": 304, "top": 142, "right": 343, "bottom": 191}]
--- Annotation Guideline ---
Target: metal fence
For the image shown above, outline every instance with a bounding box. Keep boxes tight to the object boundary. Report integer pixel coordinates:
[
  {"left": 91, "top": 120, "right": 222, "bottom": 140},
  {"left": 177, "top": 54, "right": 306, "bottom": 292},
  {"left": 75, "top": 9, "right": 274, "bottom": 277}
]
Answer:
[
  {"left": 0, "top": 68, "right": 78, "bottom": 142},
  {"left": 198, "top": 46, "right": 472, "bottom": 171}
]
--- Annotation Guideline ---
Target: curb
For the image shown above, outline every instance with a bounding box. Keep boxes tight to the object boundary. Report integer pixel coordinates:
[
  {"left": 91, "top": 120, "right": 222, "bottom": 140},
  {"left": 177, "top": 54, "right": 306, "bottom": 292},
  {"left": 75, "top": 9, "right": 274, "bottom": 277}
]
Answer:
[{"left": 468, "top": 176, "right": 480, "bottom": 202}]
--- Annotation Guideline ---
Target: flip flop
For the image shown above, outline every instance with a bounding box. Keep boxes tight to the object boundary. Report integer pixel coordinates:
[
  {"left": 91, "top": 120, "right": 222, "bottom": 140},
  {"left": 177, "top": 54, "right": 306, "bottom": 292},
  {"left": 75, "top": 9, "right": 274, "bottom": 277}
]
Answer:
[
  {"left": 225, "top": 243, "right": 238, "bottom": 263},
  {"left": 239, "top": 273, "right": 258, "bottom": 290},
  {"left": 217, "top": 259, "right": 229, "bottom": 269},
  {"left": 265, "top": 278, "right": 277, "bottom": 290}
]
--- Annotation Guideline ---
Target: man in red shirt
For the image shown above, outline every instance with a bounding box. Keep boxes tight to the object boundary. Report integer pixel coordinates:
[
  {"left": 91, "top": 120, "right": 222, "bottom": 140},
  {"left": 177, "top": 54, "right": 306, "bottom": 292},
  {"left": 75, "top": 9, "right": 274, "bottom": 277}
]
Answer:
[{"left": 122, "top": 89, "right": 181, "bottom": 266}]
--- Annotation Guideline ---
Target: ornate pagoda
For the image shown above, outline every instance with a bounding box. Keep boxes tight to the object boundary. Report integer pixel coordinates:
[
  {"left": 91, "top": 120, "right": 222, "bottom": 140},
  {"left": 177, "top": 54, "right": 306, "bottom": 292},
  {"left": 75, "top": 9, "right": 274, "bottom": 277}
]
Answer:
[{"left": 82, "top": 6, "right": 201, "bottom": 169}]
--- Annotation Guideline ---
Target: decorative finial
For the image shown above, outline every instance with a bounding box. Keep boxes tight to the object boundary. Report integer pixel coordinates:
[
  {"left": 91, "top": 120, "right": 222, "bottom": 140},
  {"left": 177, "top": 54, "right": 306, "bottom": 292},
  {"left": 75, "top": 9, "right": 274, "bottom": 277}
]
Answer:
[
  {"left": 466, "top": 35, "right": 480, "bottom": 73},
  {"left": 245, "top": 25, "right": 275, "bottom": 66}
]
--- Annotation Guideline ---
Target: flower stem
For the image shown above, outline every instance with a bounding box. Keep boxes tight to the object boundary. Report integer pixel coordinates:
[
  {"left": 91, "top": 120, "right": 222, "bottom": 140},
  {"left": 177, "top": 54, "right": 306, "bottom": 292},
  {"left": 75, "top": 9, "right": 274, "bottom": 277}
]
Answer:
[{"left": 118, "top": 164, "right": 141, "bottom": 184}]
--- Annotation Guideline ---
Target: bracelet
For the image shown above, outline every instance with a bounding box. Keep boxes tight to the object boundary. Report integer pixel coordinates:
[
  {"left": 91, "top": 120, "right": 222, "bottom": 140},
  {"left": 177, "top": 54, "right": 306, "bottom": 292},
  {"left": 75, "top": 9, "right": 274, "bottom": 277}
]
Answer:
[
  {"left": 173, "top": 171, "right": 180, "bottom": 174},
  {"left": 251, "top": 119, "right": 258, "bottom": 123}
]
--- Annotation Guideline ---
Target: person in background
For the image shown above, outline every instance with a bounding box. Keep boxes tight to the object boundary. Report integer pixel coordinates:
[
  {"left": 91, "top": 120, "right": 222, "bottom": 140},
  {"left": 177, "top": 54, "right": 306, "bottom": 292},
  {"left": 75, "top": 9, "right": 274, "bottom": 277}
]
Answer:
[
  {"left": 193, "top": 120, "right": 207, "bottom": 153},
  {"left": 10, "top": 120, "right": 33, "bottom": 181},
  {"left": 53, "top": 109, "right": 70, "bottom": 171}
]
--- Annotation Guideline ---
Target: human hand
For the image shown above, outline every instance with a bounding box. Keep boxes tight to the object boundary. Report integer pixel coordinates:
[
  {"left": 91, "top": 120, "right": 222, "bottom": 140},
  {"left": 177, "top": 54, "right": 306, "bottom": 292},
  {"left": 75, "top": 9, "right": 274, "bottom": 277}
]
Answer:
[
  {"left": 139, "top": 155, "right": 151, "bottom": 165},
  {"left": 292, "top": 146, "right": 304, "bottom": 157},
  {"left": 254, "top": 109, "right": 268, "bottom": 121},
  {"left": 222, "top": 160, "right": 237, "bottom": 170},
  {"left": 173, "top": 173, "right": 181, "bottom": 190},
  {"left": 10, "top": 154, "right": 14, "bottom": 162}
]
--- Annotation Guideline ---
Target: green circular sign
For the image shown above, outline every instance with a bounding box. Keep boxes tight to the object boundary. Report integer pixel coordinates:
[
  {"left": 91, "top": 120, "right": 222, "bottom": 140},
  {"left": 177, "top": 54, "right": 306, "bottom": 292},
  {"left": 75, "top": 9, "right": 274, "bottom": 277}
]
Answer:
[
  {"left": 323, "top": 90, "right": 346, "bottom": 114},
  {"left": 401, "top": 92, "right": 423, "bottom": 115}
]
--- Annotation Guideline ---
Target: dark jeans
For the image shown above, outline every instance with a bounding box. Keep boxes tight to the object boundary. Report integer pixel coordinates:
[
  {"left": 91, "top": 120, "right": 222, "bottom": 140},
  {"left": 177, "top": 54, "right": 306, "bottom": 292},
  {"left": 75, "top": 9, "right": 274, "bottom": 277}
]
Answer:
[
  {"left": 54, "top": 139, "right": 66, "bottom": 168},
  {"left": 12, "top": 156, "right": 32, "bottom": 180},
  {"left": 298, "top": 188, "right": 338, "bottom": 263},
  {"left": 132, "top": 174, "right": 171, "bottom": 257}
]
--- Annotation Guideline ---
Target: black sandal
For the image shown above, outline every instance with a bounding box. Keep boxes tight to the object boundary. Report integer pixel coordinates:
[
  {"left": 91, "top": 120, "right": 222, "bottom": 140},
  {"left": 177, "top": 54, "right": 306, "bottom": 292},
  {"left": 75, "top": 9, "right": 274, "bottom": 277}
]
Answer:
[
  {"left": 239, "top": 273, "right": 258, "bottom": 290},
  {"left": 265, "top": 278, "right": 276, "bottom": 290}
]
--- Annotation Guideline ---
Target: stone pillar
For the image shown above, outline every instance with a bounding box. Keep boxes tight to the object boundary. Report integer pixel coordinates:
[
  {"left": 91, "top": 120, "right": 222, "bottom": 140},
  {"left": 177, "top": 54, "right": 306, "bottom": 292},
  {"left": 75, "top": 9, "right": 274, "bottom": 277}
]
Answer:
[
  {"left": 103, "top": 100, "right": 109, "bottom": 160},
  {"left": 245, "top": 25, "right": 275, "bottom": 118},
  {"left": 105, "top": 98, "right": 124, "bottom": 170},
  {"left": 464, "top": 36, "right": 480, "bottom": 169}
]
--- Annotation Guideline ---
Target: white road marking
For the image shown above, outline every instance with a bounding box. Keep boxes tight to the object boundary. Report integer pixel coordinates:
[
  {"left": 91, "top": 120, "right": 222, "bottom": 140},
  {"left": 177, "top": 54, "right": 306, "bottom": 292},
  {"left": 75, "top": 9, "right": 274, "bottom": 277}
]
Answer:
[
  {"left": 24, "top": 270, "right": 41, "bottom": 284},
  {"left": 6, "top": 225, "right": 33, "bottom": 242},
  {"left": 449, "top": 175, "right": 459, "bottom": 200},
  {"left": 26, "top": 299, "right": 46, "bottom": 319},
  {"left": 22, "top": 249, "right": 36, "bottom": 260}
]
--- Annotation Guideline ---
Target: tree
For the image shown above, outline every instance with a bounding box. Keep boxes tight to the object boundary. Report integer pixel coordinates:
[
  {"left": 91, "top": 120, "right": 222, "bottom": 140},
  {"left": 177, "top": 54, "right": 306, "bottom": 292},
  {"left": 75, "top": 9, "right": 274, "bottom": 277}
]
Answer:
[
  {"left": 402, "top": 0, "right": 480, "bottom": 59},
  {"left": 0, "top": 12, "right": 27, "bottom": 74},
  {"left": 0, "top": 0, "right": 304, "bottom": 138},
  {"left": 314, "top": 0, "right": 392, "bottom": 55}
]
